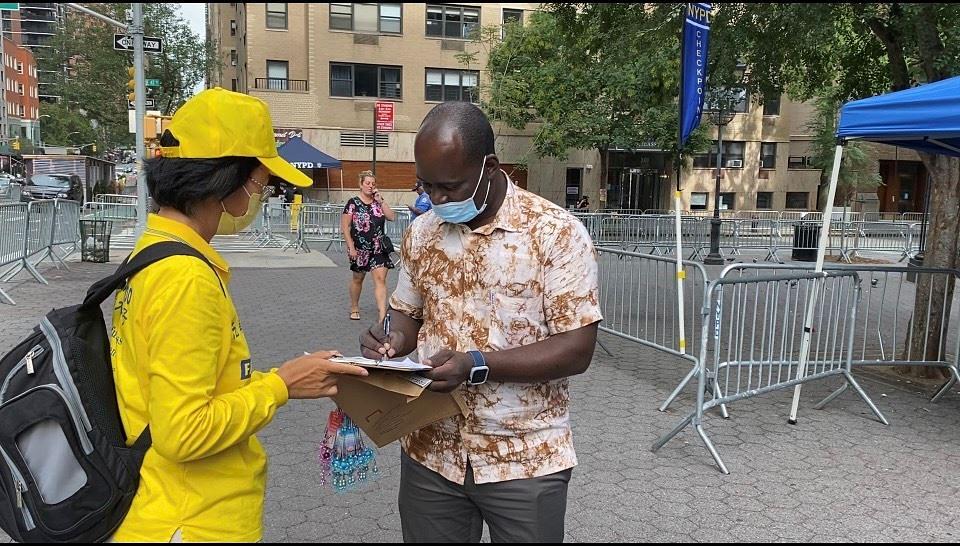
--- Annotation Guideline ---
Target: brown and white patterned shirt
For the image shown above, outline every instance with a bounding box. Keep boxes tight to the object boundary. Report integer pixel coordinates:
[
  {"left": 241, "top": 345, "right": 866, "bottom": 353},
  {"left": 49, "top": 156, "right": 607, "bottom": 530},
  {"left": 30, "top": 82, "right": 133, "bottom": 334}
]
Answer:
[{"left": 390, "top": 178, "right": 603, "bottom": 485}]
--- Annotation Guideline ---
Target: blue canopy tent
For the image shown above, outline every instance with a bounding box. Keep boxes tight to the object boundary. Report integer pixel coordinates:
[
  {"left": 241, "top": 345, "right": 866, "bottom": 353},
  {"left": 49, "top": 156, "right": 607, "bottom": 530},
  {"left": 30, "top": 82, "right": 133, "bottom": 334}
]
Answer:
[
  {"left": 277, "top": 136, "right": 342, "bottom": 201},
  {"left": 789, "top": 76, "right": 960, "bottom": 422},
  {"left": 836, "top": 76, "right": 960, "bottom": 156}
]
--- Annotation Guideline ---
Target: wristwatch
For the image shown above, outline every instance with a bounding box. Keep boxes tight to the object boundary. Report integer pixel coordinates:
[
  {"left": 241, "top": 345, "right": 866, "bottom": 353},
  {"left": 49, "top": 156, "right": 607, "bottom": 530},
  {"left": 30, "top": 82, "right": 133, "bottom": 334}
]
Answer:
[{"left": 466, "top": 350, "right": 490, "bottom": 386}]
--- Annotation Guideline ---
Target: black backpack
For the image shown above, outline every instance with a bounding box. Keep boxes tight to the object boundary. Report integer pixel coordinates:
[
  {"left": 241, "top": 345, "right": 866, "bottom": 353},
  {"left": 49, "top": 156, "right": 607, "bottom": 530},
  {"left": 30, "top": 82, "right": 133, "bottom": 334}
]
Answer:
[{"left": 0, "top": 242, "right": 213, "bottom": 543}]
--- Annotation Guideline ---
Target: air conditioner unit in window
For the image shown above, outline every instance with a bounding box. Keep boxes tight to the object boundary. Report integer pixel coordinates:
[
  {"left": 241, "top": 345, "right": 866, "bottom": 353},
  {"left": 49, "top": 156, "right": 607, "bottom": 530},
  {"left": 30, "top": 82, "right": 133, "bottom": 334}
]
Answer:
[{"left": 726, "top": 159, "right": 743, "bottom": 168}]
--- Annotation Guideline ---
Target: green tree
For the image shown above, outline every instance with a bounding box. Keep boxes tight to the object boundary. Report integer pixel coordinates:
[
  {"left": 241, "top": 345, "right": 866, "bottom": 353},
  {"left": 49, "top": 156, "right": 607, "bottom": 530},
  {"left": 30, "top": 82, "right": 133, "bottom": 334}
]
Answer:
[
  {"left": 463, "top": 5, "right": 711, "bottom": 200},
  {"left": 713, "top": 3, "right": 960, "bottom": 378},
  {"left": 38, "top": 3, "right": 218, "bottom": 153},
  {"left": 806, "top": 96, "right": 881, "bottom": 208}
]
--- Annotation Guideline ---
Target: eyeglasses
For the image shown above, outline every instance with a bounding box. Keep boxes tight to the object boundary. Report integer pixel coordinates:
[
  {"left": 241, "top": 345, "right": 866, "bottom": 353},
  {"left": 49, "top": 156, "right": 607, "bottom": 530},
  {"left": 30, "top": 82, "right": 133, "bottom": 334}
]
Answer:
[{"left": 247, "top": 177, "right": 274, "bottom": 203}]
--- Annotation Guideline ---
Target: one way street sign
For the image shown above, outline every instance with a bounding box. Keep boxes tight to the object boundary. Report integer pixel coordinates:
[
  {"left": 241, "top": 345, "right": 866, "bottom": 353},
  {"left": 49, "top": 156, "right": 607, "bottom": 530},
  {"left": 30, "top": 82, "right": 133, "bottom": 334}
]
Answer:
[{"left": 114, "top": 34, "right": 163, "bottom": 54}]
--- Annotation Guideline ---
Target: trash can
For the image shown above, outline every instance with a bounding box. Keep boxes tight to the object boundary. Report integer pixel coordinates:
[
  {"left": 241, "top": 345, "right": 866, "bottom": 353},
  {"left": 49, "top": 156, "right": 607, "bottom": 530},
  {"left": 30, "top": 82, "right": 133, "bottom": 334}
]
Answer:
[
  {"left": 80, "top": 219, "right": 113, "bottom": 263},
  {"left": 792, "top": 223, "right": 820, "bottom": 262}
]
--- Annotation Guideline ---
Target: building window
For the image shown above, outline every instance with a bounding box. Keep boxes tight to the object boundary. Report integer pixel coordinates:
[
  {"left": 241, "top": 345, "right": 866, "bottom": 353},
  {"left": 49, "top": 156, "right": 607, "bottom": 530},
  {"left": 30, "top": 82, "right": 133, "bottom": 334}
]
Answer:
[
  {"left": 425, "top": 68, "right": 478, "bottom": 103},
  {"left": 379, "top": 3, "right": 401, "bottom": 33},
  {"left": 426, "top": 4, "right": 480, "bottom": 40},
  {"left": 329, "top": 3, "right": 352, "bottom": 29},
  {"left": 706, "top": 87, "right": 749, "bottom": 114},
  {"left": 786, "top": 192, "right": 809, "bottom": 209},
  {"left": 691, "top": 192, "right": 709, "bottom": 211},
  {"left": 330, "top": 62, "right": 402, "bottom": 99},
  {"left": 788, "top": 141, "right": 815, "bottom": 169},
  {"left": 693, "top": 141, "right": 745, "bottom": 169},
  {"left": 230, "top": 20, "right": 237, "bottom": 36},
  {"left": 230, "top": 49, "right": 237, "bottom": 66},
  {"left": 763, "top": 95, "right": 781, "bottom": 116},
  {"left": 266, "top": 60, "right": 289, "bottom": 90},
  {"left": 329, "top": 3, "right": 402, "bottom": 33},
  {"left": 502, "top": 8, "right": 522, "bottom": 38},
  {"left": 231, "top": 78, "right": 238, "bottom": 92},
  {"left": 16, "top": 61, "right": 22, "bottom": 75},
  {"left": 719, "top": 193, "right": 735, "bottom": 210},
  {"left": 266, "top": 3, "right": 288, "bottom": 29},
  {"left": 756, "top": 192, "right": 773, "bottom": 209},
  {"left": 760, "top": 142, "right": 777, "bottom": 169}
]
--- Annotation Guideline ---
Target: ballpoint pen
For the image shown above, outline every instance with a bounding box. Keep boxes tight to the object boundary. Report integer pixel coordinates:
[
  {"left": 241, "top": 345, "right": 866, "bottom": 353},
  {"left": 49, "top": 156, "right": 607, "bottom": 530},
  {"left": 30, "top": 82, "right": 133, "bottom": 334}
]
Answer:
[{"left": 382, "top": 312, "right": 391, "bottom": 363}]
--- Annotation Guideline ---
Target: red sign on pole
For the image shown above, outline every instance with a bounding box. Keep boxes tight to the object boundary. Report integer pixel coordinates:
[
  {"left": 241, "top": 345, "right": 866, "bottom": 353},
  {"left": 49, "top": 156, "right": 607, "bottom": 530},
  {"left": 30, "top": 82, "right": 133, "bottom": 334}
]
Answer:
[{"left": 375, "top": 101, "right": 394, "bottom": 132}]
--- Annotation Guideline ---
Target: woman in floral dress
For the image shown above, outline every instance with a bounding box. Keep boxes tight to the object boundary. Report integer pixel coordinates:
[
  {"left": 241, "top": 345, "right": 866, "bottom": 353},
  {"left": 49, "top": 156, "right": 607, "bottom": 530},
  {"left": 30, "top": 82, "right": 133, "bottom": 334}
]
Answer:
[{"left": 341, "top": 170, "right": 395, "bottom": 322}]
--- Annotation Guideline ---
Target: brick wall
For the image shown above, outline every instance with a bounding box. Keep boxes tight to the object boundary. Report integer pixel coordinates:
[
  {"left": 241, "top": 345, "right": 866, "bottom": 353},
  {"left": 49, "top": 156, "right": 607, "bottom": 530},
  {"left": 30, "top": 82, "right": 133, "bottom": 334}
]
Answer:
[{"left": 326, "top": 161, "right": 527, "bottom": 191}]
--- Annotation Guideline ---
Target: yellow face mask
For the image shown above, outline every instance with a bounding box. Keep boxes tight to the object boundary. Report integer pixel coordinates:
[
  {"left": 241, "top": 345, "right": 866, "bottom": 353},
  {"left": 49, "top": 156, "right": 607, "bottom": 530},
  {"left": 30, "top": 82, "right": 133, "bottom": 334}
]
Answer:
[{"left": 216, "top": 185, "right": 263, "bottom": 235}]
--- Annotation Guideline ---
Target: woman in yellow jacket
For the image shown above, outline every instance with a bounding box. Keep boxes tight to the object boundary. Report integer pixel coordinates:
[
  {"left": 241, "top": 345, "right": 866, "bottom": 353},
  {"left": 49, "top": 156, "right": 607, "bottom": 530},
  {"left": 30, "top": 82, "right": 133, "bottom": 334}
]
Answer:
[{"left": 109, "top": 88, "right": 367, "bottom": 542}]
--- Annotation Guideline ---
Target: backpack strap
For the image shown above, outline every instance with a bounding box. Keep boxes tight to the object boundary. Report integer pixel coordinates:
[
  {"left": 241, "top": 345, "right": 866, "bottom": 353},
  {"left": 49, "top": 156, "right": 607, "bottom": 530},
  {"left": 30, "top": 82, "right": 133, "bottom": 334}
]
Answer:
[
  {"left": 131, "top": 427, "right": 152, "bottom": 455},
  {"left": 82, "top": 241, "right": 223, "bottom": 455},
  {"left": 81, "top": 241, "right": 222, "bottom": 310}
]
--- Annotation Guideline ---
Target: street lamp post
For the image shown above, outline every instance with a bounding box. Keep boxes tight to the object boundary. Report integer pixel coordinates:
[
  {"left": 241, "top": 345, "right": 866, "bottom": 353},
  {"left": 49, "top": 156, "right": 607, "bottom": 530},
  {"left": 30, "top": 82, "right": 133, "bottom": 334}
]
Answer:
[
  {"left": 703, "top": 102, "right": 736, "bottom": 266},
  {"left": 703, "top": 65, "right": 745, "bottom": 266}
]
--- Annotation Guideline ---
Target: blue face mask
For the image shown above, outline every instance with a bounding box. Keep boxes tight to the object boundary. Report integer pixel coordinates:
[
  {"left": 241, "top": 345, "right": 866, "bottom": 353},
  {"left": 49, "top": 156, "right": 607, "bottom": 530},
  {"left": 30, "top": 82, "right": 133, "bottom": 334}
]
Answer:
[{"left": 433, "top": 158, "right": 491, "bottom": 224}]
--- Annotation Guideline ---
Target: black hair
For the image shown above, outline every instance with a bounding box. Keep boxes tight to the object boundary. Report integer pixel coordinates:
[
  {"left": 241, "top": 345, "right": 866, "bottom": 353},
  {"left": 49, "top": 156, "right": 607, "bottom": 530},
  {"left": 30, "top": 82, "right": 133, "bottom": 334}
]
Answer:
[
  {"left": 145, "top": 131, "right": 260, "bottom": 216},
  {"left": 421, "top": 102, "right": 495, "bottom": 159}
]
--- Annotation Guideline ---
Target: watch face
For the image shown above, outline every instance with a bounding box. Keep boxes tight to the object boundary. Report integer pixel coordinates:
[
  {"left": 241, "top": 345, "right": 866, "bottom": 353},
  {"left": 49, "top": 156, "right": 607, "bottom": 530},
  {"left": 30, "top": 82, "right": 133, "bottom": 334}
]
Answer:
[{"left": 470, "top": 366, "right": 489, "bottom": 385}]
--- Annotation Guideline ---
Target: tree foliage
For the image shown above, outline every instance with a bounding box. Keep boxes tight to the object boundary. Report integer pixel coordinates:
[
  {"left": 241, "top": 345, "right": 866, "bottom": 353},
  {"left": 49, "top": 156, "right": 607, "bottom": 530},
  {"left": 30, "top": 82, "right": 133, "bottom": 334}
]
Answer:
[
  {"left": 465, "top": 4, "right": 711, "bottom": 186},
  {"left": 713, "top": 3, "right": 960, "bottom": 378},
  {"left": 806, "top": 96, "right": 880, "bottom": 207},
  {"left": 38, "top": 3, "right": 217, "bottom": 153}
]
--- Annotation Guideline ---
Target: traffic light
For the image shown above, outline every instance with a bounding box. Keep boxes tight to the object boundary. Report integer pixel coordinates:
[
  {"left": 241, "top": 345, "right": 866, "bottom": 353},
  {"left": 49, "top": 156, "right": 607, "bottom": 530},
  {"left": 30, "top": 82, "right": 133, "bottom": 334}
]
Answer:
[
  {"left": 126, "top": 66, "right": 136, "bottom": 101},
  {"left": 11, "top": 138, "right": 20, "bottom": 151},
  {"left": 91, "top": 143, "right": 97, "bottom": 153}
]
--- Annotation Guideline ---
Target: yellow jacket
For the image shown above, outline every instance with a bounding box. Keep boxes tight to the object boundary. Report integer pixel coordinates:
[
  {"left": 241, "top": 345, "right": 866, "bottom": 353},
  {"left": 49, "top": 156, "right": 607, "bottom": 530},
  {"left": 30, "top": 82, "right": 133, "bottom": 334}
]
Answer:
[{"left": 110, "top": 214, "right": 288, "bottom": 542}]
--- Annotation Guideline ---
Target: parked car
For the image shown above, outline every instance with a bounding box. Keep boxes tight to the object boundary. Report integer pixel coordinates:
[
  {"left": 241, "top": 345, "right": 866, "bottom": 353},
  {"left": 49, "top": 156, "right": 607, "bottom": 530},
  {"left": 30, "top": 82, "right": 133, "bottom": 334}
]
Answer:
[{"left": 20, "top": 174, "right": 85, "bottom": 203}]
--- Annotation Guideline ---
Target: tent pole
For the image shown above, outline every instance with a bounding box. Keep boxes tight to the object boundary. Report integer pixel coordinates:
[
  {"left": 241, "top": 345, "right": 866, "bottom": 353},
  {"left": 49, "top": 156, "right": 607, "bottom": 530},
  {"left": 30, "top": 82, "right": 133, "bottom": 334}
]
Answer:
[
  {"left": 788, "top": 142, "right": 845, "bottom": 424},
  {"left": 340, "top": 169, "right": 344, "bottom": 204}
]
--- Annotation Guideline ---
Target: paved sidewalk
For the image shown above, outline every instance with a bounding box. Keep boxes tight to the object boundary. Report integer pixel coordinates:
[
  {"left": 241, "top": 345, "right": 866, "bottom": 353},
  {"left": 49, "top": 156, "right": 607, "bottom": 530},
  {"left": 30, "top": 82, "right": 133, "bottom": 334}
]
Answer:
[{"left": 1, "top": 253, "right": 959, "bottom": 542}]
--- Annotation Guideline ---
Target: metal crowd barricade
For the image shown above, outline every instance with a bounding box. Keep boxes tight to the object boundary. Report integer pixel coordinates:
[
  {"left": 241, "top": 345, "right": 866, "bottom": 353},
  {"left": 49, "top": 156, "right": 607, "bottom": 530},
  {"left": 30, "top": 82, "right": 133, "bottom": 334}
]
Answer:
[
  {"left": 905, "top": 223, "right": 923, "bottom": 258},
  {"left": 652, "top": 267, "right": 886, "bottom": 473},
  {"left": 901, "top": 212, "right": 926, "bottom": 223},
  {"left": 94, "top": 194, "right": 138, "bottom": 206},
  {"left": 596, "top": 248, "right": 718, "bottom": 413},
  {"left": 597, "top": 248, "right": 709, "bottom": 356},
  {"left": 652, "top": 215, "right": 709, "bottom": 260},
  {"left": 83, "top": 201, "right": 138, "bottom": 222},
  {"left": 249, "top": 201, "right": 291, "bottom": 248},
  {"left": 51, "top": 200, "right": 81, "bottom": 264},
  {"left": 779, "top": 211, "right": 823, "bottom": 223},
  {"left": 581, "top": 212, "right": 935, "bottom": 263},
  {"left": 573, "top": 212, "right": 607, "bottom": 243},
  {"left": 861, "top": 211, "right": 902, "bottom": 222},
  {"left": 1, "top": 200, "right": 57, "bottom": 286},
  {"left": 385, "top": 209, "right": 412, "bottom": 247},
  {"left": 92, "top": 194, "right": 138, "bottom": 222},
  {"left": 384, "top": 210, "right": 412, "bottom": 266},
  {"left": 726, "top": 262, "right": 960, "bottom": 402},
  {"left": 849, "top": 221, "right": 912, "bottom": 261},
  {"left": 847, "top": 266, "right": 960, "bottom": 401},
  {"left": 0, "top": 202, "right": 28, "bottom": 304},
  {"left": 294, "top": 204, "right": 343, "bottom": 253},
  {"left": 1, "top": 183, "right": 21, "bottom": 203},
  {"left": 763, "top": 219, "right": 853, "bottom": 264}
]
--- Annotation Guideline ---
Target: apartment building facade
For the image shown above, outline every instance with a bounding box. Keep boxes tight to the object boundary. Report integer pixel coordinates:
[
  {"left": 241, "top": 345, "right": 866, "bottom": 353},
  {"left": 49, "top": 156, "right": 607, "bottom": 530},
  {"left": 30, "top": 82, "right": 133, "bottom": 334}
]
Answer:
[
  {"left": 209, "top": 3, "right": 908, "bottom": 213},
  {"left": 3, "top": 36, "right": 39, "bottom": 145}
]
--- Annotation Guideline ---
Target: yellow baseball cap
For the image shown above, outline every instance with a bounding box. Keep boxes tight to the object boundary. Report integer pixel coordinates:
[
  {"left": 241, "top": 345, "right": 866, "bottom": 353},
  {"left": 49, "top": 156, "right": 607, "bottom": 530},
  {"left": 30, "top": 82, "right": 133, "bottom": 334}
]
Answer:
[{"left": 160, "top": 87, "right": 312, "bottom": 187}]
